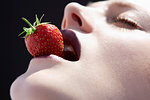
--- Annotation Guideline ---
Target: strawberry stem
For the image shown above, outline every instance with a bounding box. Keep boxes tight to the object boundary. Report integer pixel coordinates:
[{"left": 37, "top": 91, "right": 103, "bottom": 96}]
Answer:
[{"left": 22, "top": 17, "right": 36, "bottom": 33}]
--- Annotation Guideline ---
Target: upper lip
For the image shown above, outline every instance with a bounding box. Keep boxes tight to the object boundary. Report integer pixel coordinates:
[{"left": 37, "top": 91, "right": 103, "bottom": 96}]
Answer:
[{"left": 61, "top": 29, "right": 81, "bottom": 61}]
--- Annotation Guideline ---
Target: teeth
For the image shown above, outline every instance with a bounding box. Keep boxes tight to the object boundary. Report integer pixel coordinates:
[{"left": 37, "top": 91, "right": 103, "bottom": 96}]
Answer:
[
  {"left": 63, "top": 44, "right": 77, "bottom": 61},
  {"left": 64, "top": 45, "right": 75, "bottom": 54}
]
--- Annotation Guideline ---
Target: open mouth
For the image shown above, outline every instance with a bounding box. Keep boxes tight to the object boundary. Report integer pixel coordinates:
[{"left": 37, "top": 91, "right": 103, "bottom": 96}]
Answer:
[{"left": 61, "top": 29, "right": 81, "bottom": 61}]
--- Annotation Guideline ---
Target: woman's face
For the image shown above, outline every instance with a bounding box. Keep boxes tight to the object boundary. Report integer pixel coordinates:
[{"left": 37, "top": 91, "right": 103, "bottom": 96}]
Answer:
[{"left": 11, "top": 0, "right": 150, "bottom": 100}]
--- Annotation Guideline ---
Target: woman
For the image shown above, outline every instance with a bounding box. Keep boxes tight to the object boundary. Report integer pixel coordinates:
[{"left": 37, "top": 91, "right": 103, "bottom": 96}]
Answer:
[{"left": 10, "top": 0, "right": 150, "bottom": 99}]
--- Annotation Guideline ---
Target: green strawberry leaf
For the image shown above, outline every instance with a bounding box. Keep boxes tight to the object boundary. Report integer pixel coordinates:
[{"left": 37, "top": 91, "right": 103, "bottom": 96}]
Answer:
[
  {"left": 23, "top": 27, "right": 32, "bottom": 35},
  {"left": 35, "top": 14, "right": 40, "bottom": 25},
  {"left": 39, "top": 22, "right": 51, "bottom": 25},
  {"left": 22, "top": 17, "right": 36, "bottom": 32},
  {"left": 33, "top": 21, "right": 36, "bottom": 27},
  {"left": 39, "top": 14, "right": 44, "bottom": 23},
  {"left": 18, "top": 31, "right": 26, "bottom": 37},
  {"left": 19, "top": 14, "right": 51, "bottom": 38}
]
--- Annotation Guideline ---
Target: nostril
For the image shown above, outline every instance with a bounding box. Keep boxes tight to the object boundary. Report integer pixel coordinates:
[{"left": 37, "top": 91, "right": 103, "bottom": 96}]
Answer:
[{"left": 72, "top": 13, "right": 82, "bottom": 26}]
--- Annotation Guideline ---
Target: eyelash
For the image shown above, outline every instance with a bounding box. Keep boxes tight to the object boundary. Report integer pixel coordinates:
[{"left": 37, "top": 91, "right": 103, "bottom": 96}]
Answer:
[{"left": 114, "top": 17, "right": 143, "bottom": 30}]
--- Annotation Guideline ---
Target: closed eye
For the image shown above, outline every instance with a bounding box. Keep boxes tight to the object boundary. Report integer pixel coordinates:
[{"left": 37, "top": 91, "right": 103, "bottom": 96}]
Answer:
[{"left": 113, "top": 17, "right": 143, "bottom": 30}]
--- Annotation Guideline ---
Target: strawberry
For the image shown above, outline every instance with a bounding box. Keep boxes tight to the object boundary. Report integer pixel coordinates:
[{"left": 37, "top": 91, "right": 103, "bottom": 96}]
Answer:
[{"left": 19, "top": 15, "right": 64, "bottom": 57}]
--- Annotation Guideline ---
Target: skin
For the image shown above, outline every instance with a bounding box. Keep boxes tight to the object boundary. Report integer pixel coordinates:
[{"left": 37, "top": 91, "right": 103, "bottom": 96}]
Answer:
[{"left": 10, "top": 0, "right": 150, "bottom": 100}]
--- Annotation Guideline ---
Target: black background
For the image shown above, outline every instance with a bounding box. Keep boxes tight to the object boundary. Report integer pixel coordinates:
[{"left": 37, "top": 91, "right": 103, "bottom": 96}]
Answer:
[{"left": 2, "top": 0, "right": 101, "bottom": 99}]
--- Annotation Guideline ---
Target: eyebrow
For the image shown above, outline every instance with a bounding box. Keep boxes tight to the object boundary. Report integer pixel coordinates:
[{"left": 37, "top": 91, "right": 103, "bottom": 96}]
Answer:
[
  {"left": 87, "top": 0, "right": 150, "bottom": 19},
  {"left": 112, "top": 1, "right": 150, "bottom": 17},
  {"left": 87, "top": 0, "right": 144, "bottom": 10},
  {"left": 106, "top": 0, "right": 137, "bottom": 10}
]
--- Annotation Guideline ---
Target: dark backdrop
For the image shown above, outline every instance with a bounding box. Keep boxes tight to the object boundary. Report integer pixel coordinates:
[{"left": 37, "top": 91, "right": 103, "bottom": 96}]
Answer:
[{"left": 2, "top": 0, "right": 101, "bottom": 99}]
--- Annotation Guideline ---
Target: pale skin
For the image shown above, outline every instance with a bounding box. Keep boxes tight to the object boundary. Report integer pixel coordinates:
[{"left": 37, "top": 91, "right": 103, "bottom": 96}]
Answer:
[{"left": 10, "top": 0, "right": 150, "bottom": 100}]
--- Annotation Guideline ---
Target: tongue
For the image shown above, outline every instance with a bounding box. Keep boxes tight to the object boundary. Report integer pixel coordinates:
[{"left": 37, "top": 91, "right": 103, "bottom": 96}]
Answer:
[{"left": 61, "top": 30, "right": 81, "bottom": 61}]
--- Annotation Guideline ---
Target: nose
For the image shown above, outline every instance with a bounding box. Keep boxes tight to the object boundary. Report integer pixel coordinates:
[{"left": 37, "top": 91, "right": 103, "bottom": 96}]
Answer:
[{"left": 61, "top": 2, "right": 93, "bottom": 33}]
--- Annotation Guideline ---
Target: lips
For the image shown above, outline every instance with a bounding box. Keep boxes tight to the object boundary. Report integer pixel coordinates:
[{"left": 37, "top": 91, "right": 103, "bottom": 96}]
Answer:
[{"left": 61, "top": 30, "right": 81, "bottom": 61}]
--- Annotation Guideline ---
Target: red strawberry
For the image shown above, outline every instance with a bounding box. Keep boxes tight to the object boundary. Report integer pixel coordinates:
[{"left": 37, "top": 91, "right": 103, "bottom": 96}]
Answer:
[{"left": 19, "top": 15, "right": 64, "bottom": 57}]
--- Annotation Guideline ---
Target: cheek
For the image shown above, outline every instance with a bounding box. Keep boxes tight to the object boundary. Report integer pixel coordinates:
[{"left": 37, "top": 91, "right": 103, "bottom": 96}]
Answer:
[{"left": 100, "top": 33, "right": 150, "bottom": 66}]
